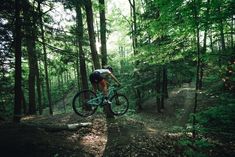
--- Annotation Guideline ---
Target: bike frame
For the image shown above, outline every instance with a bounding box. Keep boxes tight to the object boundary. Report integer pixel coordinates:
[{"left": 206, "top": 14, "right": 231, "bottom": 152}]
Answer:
[{"left": 87, "top": 86, "right": 118, "bottom": 106}]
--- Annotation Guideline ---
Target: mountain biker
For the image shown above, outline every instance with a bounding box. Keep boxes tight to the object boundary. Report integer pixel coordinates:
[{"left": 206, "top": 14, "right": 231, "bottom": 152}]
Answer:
[{"left": 89, "top": 66, "right": 121, "bottom": 104}]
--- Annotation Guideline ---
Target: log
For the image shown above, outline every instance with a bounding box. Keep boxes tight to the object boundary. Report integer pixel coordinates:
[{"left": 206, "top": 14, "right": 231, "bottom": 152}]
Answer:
[{"left": 21, "top": 122, "right": 92, "bottom": 132}]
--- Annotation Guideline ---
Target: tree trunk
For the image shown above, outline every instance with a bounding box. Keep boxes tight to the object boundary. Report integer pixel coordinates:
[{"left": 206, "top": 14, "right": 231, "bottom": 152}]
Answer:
[
  {"left": 192, "top": 0, "right": 201, "bottom": 139},
  {"left": 135, "top": 89, "right": 143, "bottom": 112},
  {"left": 209, "top": 31, "right": 214, "bottom": 53},
  {"left": 199, "top": 0, "right": 210, "bottom": 89},
  {"left": 36, "top": 60, "right": 42, "bottom": 115},
  {"left": 133, "top": 64, "right": 143, "bottom": 112},
  {"left": 13, "top": 0, "right": 22, "bottom": 122},
  {"left": 231, "top": 15, "right": 234, "bottom": 48},
  {"left": 23, "top": 1, "right": 37, "bottom": 115},
  {"left": 22, "top": 90, "right": 27, "bottom": 115},
  {"left": 218, "top": 6, "right": 226, "bottom": 52},
  {"left": 156, "top": 69, "right": 161, "bottom": 113},
  {"left": 84, "top": 0, "right": 101, "bottom": 69},
  {"left": 97, "top": 0, "right": 113, "bottom": 117},
  {"left": 75, "top": 1, "right": 99, "bottom": 115},
  {"left": 76, "top": 54, "right": 80, "bottom": 89},
  {"left": 75, "top": 2, "right": 89, "bottom": 91},
  {"left": 160, "top": 66, "right": 168, "bottom": 109},
  {"left": 99, "top": 0, "right": 108, "bottom": 67},
  {"left": 162, "top": 65, "right": 168, "bottom": 99},
  {"left": 61, "top": 73, "right": 66, "bottom": 113},
  {"left": 38, "top": 1, "right": 53, "bottom": 115},
  {"left": 128, "top": 0, "right": 138, "bottom": 55}
]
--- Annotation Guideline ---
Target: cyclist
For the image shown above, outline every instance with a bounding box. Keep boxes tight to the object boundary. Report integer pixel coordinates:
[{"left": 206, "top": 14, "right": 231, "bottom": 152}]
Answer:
[{"left": 89, "top": 66, "right": 121, "bottom": 104}]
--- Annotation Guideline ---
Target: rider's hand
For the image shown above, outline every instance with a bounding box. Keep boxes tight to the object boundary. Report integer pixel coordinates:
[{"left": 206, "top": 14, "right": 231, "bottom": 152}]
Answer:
[{"left": 114, "top": 83, "right": 121, "bottom": 88}]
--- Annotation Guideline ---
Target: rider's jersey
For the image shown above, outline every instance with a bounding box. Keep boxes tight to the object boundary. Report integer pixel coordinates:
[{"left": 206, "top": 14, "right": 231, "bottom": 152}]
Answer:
[{"left": 94, "top": 69, "right": 111, "bottom": 79}]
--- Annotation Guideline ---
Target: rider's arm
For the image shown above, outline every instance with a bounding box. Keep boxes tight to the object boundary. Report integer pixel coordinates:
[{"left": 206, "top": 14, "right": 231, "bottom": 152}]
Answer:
[{"left": 109, "top": 73, "right": 121, "bottom": 86}]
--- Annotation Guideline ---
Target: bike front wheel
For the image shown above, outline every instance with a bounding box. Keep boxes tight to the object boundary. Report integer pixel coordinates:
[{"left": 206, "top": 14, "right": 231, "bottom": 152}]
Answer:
[
  {"left": 110, "top": 94, "right": 129, "bottom": 116},
  {"left": 72, "top": 90, "right": 98, "bottom": 117}
]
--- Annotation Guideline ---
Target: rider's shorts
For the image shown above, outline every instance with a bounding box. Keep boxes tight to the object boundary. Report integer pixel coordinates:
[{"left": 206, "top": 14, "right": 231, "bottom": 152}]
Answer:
[{"left": 89, "top": 71, "right": 104, "bottom": 84}]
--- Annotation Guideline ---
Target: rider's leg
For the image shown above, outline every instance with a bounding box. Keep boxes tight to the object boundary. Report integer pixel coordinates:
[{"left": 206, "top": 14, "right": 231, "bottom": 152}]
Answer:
[
  {"left": 91, "top": 83, "right": 98, "bottom": 94},
  {"left": 89, "top": 72, "right": 99, "bottom": 94},
  {"left": 99, "top": 79, "right": 108, "bottom": 97}
]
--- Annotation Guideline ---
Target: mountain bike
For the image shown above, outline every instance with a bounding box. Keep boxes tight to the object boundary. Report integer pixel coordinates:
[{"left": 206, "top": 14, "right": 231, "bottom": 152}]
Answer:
[{"left": 72, "top": 85, "right": 129, "bottom": 117}]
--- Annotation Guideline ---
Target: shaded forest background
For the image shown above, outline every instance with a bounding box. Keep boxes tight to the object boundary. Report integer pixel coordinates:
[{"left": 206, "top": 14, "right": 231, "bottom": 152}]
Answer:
[{"left": 0, "top": 0, "right": 235, "bottom": 156}]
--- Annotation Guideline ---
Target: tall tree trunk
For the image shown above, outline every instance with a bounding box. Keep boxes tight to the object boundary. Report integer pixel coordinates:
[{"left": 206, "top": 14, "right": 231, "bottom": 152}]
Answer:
[
  {"left": 36, "top": 60, "right": 42, "bottom": 115},
  {"left": 75, "top": 54, "right": 80, "bottom": 89},
  {"left": 22, "top": 90, "right": 27, "bottom": 115},
  {"left": 129, "top": 0, "right": 141, "bottom": 112},
  {"left": 231, "top": 15, "right": 234, "bottom": 48},
  {"left": 27, "top": 42, "right": 36, "bottom": 115},
  {"left": 218, "top": 41, "right": 222, "bottom": 67},
  {"left": 38, "top": 60, "right": 45, "bottom": 109},
  {"left": 84, "top": 0, "right": 101, "bottom": 69},
  {"left": 128, "top": 0, "right": 138, "bottom": 55},
  {"left": 160, "top": 72, "right": 165, "bottom": 110},
  {"left": 98, "top": 0, "right": 113, "bottom": 117},
  {"left": 23, "top": 1, "right": 37, "bottom": 115},
  {"left": 38, "top": 1, "right": 53, "bottom": 115},
  {"left": 162, "top": 65, "right": 168, "bottom": 99},
  {"left": 209, "top": 31, "right": 214, "bottom": 53},
  {"left": 156, "top": 68, "right": 161, "bottom": 113},
  {"left": 61, "top": 73, "right": 66, "bottom": 113},
  {"left": 135, "top": 89, "right": 143, "bottom": 112},
  {"left": 199, "top": 0, "right": 210, "bottom": 89},
  {"left": 160, "top": 65, "right": 168, "bottom": 109},
  {"left": 75, "top": 2, "right": 89, "bottom": 91},
  {"left": 99, "top": 0, "right": 108, "bottom": 67},
  {"left": 192, "top": 0, "right": 201, "bottom": 139},
  {"left": 134, "top": 64, "right": 143, "bottom": 112},
  {"left": 218, "top": 6, "right": 226, "bottom": 52},
  {"left": 13, "top": 0, "right": 22, "bottom": 122}
]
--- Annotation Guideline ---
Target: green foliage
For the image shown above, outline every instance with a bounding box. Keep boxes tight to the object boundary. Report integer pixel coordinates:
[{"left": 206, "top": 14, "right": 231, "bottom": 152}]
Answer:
[
  {"left": 0, "top": 75, "right": 14, "bottom": 118},
  {"left": 196, "top": 102, "right": 235, "bottom": 139},
  {"left": 178, "top": 138, "right": 214, "bottom": 157}
]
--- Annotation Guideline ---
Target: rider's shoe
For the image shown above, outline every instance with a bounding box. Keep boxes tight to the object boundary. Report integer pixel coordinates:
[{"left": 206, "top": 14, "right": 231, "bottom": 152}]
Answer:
[{"left": 103, "top": 99, "right": 111, "bottom": 105}]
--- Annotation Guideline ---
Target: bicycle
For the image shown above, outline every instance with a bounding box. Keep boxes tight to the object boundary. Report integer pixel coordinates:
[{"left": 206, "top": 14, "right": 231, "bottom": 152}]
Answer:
[{"left": 72, "top": 85, "right": 129, "bottom": 117}]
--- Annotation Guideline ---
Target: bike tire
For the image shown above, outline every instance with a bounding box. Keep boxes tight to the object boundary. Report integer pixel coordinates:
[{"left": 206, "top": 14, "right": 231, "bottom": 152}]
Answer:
[
  {"left": 109, "top": 93, "right": 129, "bottom": 116},
  {"left": 72, "top": 90, "right": 98, "bottom": 117}
]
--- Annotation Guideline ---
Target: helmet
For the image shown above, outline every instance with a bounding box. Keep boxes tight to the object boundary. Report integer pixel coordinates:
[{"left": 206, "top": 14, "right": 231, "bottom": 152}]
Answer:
[{"left": 104, "top": 65, "right": 113, "bottom": 72}]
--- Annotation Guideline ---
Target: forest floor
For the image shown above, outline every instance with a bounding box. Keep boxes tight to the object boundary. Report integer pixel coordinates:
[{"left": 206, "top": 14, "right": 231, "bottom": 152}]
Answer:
[{"left": 0, "top": 83, "right": 234, "bottom": 157}]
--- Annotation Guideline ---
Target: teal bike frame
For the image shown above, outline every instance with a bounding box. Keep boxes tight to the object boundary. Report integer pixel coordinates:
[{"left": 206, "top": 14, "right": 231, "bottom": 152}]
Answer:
[{"left": 87, "top": 86, "right": 117, "bottom": 106}]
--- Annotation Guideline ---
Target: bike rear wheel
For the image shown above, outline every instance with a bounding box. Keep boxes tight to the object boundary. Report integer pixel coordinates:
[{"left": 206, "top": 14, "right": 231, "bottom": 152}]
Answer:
[
  {"left": 72, "top": 90, "right": 98, "bottom": 117},
  {"left": 110, "top": 94, "right": 129, "bottom": 116}
]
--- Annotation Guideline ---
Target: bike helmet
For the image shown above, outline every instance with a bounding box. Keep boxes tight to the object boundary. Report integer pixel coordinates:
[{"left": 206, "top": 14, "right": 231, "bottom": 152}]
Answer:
[{"left": 104, "top": 65, "right": 113, "bottom": 72}]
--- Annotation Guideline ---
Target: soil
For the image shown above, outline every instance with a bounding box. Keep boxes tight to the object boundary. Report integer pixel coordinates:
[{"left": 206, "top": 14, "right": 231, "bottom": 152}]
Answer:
[{"left": 0, "top": 84, "right": 234, "bottom": 157}]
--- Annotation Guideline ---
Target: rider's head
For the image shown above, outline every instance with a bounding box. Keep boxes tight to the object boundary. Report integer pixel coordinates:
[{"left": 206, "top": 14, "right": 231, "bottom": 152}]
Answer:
[{"left": 103, "top": 65, "right": 113, "bottom": 73}]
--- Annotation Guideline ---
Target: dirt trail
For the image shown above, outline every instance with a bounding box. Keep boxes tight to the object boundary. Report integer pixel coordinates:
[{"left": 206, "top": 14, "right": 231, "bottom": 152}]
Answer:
[
  {"left": 138, "top": 83, "right": 195, "bottom": 130},
  {"left": 2, "top": 83, "right": 229, "bottom": 157},
  {"left": 166, "top": 83, "right": 195, "bottom": 126}
]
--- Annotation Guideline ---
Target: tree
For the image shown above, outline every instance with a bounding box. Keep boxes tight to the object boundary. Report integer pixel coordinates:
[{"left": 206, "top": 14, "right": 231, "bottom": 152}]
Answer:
[
  {"left": 161, "top": 65, "right": 168, "bottom": 109},
  {"left": 99, "top": 0, "right": 108, "bottom": 67},
  {"left": 192, "top": 0, "right": 201, "bottom": 138},
  {"left": 23, "top": 0, "right": 37, "bottom": 114},
  {"left": 38, "top": 0, "right": 53, "bottom": 115},
  {"left": 199, "top": 0, "right": 211, "bottom": 89},
  {"left": 156, "top": 68, "right": 161, "bottom": 113},
  {"left": 84, "top": 0, "right": 101, "bottom": 69},
  {"left": 128, "top": 0, "right": 138, "bottom": 55},
  {"left": 75, "top": 1, "right": 89, "bottom": 91},
  {"left": 13, "top": 0, "right": 23, "bottom": 122}
]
